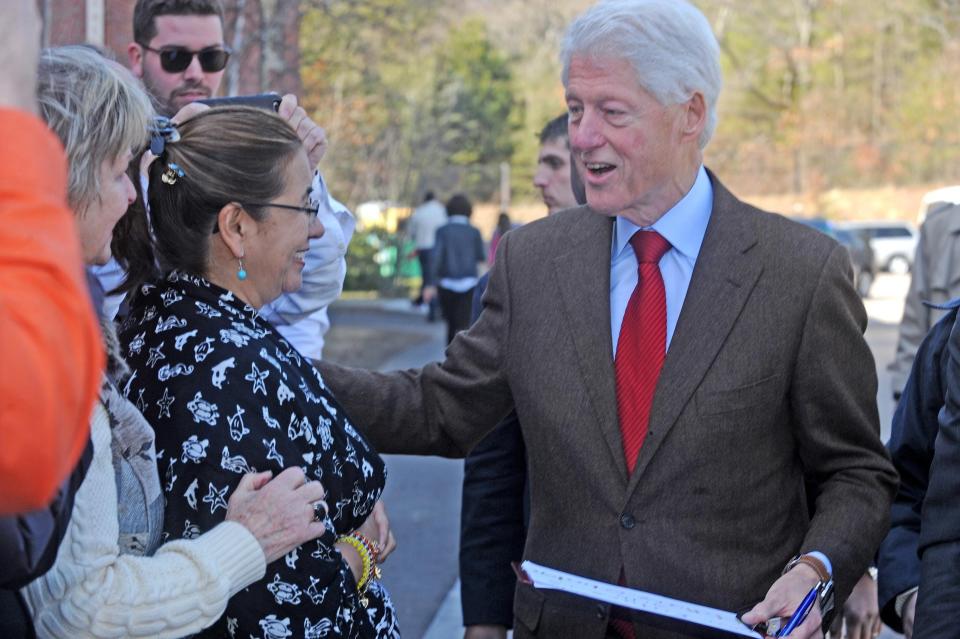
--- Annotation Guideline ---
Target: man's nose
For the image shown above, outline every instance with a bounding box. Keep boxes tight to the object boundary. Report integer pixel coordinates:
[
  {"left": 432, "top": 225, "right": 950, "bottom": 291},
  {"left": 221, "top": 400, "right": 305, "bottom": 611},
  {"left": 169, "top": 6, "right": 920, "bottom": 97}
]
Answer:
[
  {"left": 570, "top": 111, "right": 604, "bottom": 152},
  {"left": 124, "top": 174, "right": 137, "bottom": 205},
  {"left": 533, "top": 166, "right": 549, "bottom": 188},
  {"left": 182, "top": 54, "right": 204, "bottom": 81},
  {"left": 308, "top": 215, "right": 325, "bottom": 240}
]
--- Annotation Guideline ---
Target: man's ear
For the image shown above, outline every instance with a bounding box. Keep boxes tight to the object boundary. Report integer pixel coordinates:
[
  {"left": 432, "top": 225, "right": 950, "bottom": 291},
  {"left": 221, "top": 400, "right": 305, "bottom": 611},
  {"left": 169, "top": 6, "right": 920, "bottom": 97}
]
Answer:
[
  {"left": 215, "top": 202, "right": 252, "bottom": 258},
  {"left": 128, "top": 42, "right": 145, "bottom": 79},
  {"left": 680, "top": 92, "right": 707, "bottom": 144}
]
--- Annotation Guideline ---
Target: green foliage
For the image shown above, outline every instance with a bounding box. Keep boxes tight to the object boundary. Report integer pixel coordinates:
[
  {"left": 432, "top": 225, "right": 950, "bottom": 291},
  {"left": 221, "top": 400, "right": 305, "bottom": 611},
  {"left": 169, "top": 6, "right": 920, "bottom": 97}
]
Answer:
[
  {"left": 701, "top": 0, "right": 960, "bottom": 194},
  {"left": 300, "top": 0, "right": 960, "bottom": 209},
  {"left": 425, "top": 19, "right": 524, "bottom": 198},
  {"left": 301, "top": 2, "right": 523, "bottom": 206},
  {"left": 343, "top": 228, "right": 419, "bottom": 294}
]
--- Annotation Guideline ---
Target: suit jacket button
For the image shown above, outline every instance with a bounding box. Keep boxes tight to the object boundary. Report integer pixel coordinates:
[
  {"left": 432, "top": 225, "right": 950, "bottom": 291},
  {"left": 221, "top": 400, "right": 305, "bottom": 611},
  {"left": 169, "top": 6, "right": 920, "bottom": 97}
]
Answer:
[{"left": 620, "top": 514, "right": 636, "bottom": 529}]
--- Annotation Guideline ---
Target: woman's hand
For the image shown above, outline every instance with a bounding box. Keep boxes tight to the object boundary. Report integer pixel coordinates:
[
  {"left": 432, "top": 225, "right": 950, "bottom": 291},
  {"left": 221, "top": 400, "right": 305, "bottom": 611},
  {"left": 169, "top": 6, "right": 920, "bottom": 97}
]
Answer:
[
  {"left": 225, "top": 466, "right": 327, "bottom": 564},
  {"left": 335, "top": 500, "right": 398, "bottom": 586},
  {"left": 356, "top": 500, "right": 397, "bottom": 563}
]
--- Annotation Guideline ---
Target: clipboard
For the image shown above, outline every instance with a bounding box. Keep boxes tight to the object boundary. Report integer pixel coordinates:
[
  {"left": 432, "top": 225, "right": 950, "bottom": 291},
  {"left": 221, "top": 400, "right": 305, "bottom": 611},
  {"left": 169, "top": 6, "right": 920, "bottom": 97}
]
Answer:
[{"left": 516, "top": 560, "right": 765, "bottom": 639}]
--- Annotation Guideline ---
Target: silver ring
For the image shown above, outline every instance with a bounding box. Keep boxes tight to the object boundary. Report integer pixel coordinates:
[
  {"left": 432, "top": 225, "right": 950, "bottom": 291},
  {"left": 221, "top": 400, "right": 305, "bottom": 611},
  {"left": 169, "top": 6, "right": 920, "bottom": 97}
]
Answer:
[{"left": 312, "top": 501, "right": 328, "bottom": 522}]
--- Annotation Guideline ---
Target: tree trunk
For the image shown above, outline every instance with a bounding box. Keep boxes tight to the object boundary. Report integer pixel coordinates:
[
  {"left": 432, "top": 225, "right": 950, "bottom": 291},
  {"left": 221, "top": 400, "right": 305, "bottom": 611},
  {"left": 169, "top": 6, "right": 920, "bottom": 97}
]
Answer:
[
  {"left": 225, "top": 0, "right": 249, "bottom": 97},
  {"left": 259, "top": 0, "right": 302, "bottom": 96}
]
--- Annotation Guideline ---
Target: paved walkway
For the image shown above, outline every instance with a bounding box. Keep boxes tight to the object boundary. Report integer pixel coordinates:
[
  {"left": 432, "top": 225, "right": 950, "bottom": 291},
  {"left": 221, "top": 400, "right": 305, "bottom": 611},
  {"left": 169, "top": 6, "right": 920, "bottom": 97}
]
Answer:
[{"left": 329, "top": 298, "right": 466, "bottom": 638}]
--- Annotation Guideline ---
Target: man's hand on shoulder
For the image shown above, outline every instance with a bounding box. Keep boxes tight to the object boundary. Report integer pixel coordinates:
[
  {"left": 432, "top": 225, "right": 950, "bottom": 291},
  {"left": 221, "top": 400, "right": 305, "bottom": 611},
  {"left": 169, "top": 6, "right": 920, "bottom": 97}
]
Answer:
[
  {"left": 740, "top": 563, "right": 824, "bottom": 639},
  {"left": 278, "top": 94, "right": 327, "bottom": 168}
]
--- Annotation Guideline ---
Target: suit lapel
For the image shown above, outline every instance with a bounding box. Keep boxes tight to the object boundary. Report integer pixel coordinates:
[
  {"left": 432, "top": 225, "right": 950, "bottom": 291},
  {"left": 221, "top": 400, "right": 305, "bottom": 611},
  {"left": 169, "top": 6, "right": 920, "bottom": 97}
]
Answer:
[
  {"left": 628, "top": 174, "right": 763, "bottom": 489},
  {"left": 552, "top": 211, "right": 628, "bottom": 480}
]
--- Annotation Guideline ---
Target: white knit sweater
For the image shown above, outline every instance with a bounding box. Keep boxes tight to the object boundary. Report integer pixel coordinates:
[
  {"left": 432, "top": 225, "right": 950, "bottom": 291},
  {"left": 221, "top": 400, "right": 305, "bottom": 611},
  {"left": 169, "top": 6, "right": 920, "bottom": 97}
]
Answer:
[{"left": 22, "top": 403, "right": 266, "bottom": 638}]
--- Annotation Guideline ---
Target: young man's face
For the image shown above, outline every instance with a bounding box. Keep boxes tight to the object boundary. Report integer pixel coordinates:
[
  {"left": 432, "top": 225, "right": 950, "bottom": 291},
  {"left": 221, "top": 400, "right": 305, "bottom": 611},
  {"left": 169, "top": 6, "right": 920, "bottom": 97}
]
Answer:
[
  {"left": 129, "top": 15, "right": 226, "bottom": 116},
  {"left": 533, "top": 137, "right": 579, "bottom": 214}
]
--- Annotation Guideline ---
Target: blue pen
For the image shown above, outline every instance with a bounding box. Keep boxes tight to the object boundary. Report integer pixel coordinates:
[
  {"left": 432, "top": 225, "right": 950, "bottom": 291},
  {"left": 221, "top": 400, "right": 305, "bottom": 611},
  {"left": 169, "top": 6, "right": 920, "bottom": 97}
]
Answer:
[{"left": 776, "top": 584, "right": 820, "bottom": 637}]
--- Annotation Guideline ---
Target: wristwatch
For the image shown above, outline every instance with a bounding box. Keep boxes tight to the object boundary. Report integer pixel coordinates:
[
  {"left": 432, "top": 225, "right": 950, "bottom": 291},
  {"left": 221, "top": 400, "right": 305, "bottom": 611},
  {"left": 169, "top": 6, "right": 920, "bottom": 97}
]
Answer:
[{"left": 783, "top": 554, "right": 836, "bottom": 630}]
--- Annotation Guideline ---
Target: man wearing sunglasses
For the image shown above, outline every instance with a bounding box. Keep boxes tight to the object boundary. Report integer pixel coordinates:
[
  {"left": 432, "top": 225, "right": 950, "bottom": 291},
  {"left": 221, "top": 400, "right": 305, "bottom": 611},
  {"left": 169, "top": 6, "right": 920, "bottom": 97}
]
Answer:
[
  {"left": 128, "top": 0, "right": 227, "bottom": 117},
  {"left": 92, "top": 0, "right": 354, "bottom": 365}
]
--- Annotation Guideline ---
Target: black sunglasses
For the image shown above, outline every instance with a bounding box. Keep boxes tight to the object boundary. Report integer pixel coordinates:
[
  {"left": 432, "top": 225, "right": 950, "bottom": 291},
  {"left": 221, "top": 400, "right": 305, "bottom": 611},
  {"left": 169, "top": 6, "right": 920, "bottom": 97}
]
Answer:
[{"left": 138, "top": 42, "right": 231, "bottom": 73}]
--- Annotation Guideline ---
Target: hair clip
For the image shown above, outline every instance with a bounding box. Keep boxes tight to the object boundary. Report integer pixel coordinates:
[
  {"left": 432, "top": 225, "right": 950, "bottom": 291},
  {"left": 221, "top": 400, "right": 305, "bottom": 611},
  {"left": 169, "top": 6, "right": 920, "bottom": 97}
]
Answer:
[
  {"left": 161, "top": 162, "right": 185, "bottom": 185},
  {"left": 149, "top": 116, "right": 181, "bottom": 157}
]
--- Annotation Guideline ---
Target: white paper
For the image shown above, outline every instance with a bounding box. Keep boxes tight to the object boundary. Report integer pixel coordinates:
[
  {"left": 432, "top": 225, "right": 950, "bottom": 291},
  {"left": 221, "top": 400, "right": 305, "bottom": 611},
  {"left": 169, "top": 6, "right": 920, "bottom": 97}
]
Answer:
[{"left": 520, "top": 560, "right": 759, "bottom": 638}]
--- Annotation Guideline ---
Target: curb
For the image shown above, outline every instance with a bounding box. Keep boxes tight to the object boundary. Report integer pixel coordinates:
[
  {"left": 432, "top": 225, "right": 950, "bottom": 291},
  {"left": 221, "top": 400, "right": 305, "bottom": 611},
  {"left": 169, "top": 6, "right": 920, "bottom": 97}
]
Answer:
[
  {"left": 331, "top": 297, "right": 430, "bottom": 317},
  {"left": 423, "top": 580, "right": 463, "bottom": 639}
]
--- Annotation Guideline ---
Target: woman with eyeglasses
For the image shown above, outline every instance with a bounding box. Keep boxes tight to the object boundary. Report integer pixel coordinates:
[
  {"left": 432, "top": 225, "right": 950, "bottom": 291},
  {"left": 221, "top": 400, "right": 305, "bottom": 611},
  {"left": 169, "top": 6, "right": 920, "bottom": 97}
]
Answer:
[
  {"left": 20, "top": 46, "right": 332, "bottom": 639},
  {"left": 110, "top": 105, "right": 400, "bottom": 638}
]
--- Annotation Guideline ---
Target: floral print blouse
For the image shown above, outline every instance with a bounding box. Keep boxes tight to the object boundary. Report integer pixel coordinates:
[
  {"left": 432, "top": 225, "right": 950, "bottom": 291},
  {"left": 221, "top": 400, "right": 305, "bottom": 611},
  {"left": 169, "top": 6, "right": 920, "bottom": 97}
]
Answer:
[{"left": 119, "top": 271, "right": 400, "bottom": 639}]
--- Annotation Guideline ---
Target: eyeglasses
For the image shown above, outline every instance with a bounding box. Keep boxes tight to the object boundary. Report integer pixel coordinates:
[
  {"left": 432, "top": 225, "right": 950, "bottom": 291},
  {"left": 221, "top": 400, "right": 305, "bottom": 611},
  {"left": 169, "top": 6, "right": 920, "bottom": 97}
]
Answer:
[
  {"left": 243, "top": 202, "right": 319, "bottom": 220},
  {"left": 211, "top": 202, "right": 318, "bottom": 234},
  {"left": 138, "top": 42, "right": 231, "bottom": 73}
]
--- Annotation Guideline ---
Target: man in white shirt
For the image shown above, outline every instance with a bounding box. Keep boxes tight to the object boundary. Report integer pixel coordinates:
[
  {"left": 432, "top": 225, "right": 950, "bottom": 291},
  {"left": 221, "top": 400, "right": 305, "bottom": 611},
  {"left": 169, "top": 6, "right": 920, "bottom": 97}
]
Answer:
[
  {"left": 407, "top": 190, "right": 447, "bottom": 320},
  {"left": 94, "top": 0, "right": 352, "bottom": 361}
]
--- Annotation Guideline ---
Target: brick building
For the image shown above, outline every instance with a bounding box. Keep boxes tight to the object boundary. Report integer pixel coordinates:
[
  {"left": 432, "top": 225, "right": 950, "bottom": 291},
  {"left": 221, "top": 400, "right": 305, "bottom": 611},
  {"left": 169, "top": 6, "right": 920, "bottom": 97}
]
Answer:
[{"left": 40, "top": 0, "right": 303, "bottom": 96}]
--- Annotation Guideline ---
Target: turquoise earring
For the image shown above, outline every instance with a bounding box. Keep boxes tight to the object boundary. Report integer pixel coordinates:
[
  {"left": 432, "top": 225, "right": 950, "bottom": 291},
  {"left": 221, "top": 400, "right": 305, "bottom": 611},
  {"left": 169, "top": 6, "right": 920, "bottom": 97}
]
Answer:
[{"left": 237, "top": 256, "right": 247, "bottom": 280}]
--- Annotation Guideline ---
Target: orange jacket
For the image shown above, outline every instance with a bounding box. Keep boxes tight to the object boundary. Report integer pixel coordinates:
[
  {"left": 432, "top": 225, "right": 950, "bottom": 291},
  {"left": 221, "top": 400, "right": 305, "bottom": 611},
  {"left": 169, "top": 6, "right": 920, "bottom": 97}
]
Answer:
[{"left": 0, "top": 109, "right": 103, "bottom": 514}]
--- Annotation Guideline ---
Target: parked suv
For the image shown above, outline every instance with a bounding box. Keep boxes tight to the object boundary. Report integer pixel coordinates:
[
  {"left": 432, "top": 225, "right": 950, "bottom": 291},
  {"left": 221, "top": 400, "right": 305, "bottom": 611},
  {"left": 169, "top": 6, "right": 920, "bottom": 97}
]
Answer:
[
  {"left": 836, "top": 221, "right": 918, "bottom": 274},
  {"left": 791, "top": 217, "right": 875, "bottom": 297}
]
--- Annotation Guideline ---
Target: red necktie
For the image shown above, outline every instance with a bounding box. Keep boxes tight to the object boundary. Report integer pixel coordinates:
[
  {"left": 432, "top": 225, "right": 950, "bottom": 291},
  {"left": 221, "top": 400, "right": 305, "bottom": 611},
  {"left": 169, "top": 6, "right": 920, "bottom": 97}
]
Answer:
[
  {"left": 615, "top": 230, "right": 671, "bottom": 474},
  {"left": 610, "top": 231, "right": 671, "bottom": 639}
]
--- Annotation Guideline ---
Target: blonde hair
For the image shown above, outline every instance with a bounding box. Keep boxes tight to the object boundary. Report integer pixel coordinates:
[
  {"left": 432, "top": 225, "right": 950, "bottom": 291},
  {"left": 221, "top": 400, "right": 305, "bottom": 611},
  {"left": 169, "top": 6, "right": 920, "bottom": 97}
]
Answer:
[{"left": 37, "top": 46, "right": 154, "bottom": 215}]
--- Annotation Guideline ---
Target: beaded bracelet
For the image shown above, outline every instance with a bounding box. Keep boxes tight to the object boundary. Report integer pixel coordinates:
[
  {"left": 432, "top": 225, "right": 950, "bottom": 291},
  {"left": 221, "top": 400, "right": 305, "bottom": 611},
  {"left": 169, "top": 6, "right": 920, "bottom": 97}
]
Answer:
[
  {"left": 352, "top": 532, "right": 381, "bottom": 565},
  {"left": 337, "top": 533, "right": 382, "bottom": 606},
  {"left": 353, "top": 532, "right": 383, "bottom": 586}
]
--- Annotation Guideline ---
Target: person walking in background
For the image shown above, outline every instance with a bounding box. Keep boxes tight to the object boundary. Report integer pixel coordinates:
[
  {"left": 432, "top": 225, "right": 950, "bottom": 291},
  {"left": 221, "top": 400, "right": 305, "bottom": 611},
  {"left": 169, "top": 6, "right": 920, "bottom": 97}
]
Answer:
[
  {"left": 888, "top": 200, "right": 960, "bottom": 400},
  {"left": 426, "top": 194, "right": 486, "bottom": 344},
  {"left": 317, "top": 1, "right": 897, "bottom": 636},
  {"left": 488, "top": 211, "right": 515, "bottom": 265},
  {"left": 459, "top": 113, "right": 580, "bottom": 639},
  {"left": 408, "top": 190, "right": 447, "bottom": 320}
]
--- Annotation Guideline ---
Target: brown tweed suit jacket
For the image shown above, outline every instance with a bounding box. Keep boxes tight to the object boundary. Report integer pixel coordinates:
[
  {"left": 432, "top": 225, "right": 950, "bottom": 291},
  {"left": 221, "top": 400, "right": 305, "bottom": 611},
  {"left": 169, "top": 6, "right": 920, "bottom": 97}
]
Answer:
[{"left": 319, "top": 173, "right": 898, "bottom": 639}]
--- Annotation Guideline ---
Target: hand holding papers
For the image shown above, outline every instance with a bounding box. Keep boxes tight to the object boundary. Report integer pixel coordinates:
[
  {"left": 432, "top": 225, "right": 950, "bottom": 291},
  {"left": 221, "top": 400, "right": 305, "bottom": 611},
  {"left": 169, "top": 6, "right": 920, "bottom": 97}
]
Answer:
[
  {"left": 774, "top": 584, "right": 819, "bottom": 637},
  {"left": 518, "top": 560, "right": 765, "bottom": 638}
]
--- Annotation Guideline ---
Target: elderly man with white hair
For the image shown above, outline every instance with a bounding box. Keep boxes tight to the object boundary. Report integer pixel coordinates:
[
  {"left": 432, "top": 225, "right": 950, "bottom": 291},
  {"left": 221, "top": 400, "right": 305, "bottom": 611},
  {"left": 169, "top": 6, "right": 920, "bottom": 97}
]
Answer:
[{"left": 319, "top": 2, "right": 897, "bottom": 637}]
